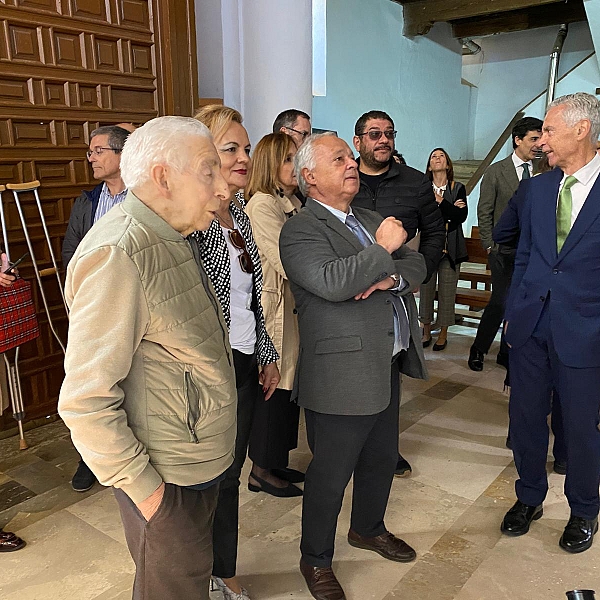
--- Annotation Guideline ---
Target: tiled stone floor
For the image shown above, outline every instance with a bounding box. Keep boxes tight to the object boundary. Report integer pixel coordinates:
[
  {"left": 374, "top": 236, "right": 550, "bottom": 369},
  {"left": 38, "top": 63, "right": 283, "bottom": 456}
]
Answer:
[{"left": 0, "top": 322, "right": 598, "bottom": 599}]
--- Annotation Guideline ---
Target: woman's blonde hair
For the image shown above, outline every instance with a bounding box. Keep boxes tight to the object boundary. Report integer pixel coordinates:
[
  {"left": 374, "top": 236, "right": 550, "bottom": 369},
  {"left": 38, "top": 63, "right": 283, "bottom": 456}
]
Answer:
[
  {"left": 246, "top": 133, "right": 297, "bottom": 199},
  {"left": 194, "top": 104, "right": 243, "bottom": 143}
]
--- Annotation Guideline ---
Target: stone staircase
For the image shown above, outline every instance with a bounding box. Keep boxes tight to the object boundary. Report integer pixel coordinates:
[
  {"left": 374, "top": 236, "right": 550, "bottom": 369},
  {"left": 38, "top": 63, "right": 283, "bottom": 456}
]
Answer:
[{"left": 453, "top": 160, "right": 482, "bottom": 186}]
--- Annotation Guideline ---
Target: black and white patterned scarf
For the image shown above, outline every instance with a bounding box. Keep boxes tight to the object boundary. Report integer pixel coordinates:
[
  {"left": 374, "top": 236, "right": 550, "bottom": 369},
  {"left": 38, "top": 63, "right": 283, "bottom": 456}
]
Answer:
[{"left": 190, "top": 196, "right": 279, "bottom": 366}]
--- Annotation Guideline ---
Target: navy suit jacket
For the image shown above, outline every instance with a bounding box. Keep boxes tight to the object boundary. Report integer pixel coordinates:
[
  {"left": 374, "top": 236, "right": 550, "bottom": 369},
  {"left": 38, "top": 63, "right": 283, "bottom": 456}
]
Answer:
[{"left": 505, "top": 167, "right": 600, "bottom": 368}]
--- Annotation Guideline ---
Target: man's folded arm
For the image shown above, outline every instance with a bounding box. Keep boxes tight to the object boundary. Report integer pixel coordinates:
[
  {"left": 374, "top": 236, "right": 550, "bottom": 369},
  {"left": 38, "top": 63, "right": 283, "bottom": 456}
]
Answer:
[
  {"left": 392, "top": 246, "right": 427, "bottom": 294},
  {"left": 58, "top": 246, "right": 162, "bottom": 505},
  {"left": 280, "top": 218, "right": 396, "bottom": 303}
]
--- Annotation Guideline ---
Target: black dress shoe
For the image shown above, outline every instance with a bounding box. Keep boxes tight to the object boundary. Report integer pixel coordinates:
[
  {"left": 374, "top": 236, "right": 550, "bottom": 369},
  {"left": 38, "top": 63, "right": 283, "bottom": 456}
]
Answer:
[
  {"left": 248, "top": 473, "right": 302, "bottom": 497},
  {"left": 422, "top": 337, "right": 432, "bottom": 348},
  {"left": 501, "top": 500, "right": 543, "bottom": 536},
  {"left": 559, "top": 515, "right": 598, "bottom": 553},
  {"left": 468, "top": 346, "right": 484, "bottom": 372},
  {"left": 433, "top": 340, "right": 447, "bottom": 351},
  {"left": 272, "top": 467, "right": 305, "bottom": 483},
  {"left": 394, "top": 456, "right": 412, "bottom": 478},
  {"left": 71, "top": 460, "right": 97, "bottom": 492}
]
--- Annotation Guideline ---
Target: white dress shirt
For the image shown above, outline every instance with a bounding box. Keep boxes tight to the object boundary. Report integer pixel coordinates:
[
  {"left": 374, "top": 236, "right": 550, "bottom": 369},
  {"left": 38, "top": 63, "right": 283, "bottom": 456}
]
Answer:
[
  {"left": 512, "top": 151, "right": 533, "bottom": 182},
  {"left": 557, "top": 152, "right": 600, "bottom": 226}
]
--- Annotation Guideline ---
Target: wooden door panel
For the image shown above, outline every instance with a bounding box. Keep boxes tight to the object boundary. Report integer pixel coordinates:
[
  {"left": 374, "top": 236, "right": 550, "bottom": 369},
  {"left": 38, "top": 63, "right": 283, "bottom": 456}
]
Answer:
[{"left": 0, "top": 0, "right": 198, "bottom": 430}]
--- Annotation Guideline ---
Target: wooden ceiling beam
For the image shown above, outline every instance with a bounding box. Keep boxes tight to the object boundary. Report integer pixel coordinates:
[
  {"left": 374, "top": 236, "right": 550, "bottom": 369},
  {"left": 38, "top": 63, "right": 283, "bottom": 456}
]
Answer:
[
  {"left": 452, "top": 1, "right": 587, "bottom": 39},
  {"left": 393, "top": 0, "right": 570, "bottom": 37}
]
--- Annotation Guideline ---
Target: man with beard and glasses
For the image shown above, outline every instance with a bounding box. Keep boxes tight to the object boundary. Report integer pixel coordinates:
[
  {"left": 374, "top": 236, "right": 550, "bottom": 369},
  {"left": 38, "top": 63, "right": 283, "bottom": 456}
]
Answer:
[{"left": 352, "top": 110, "right": 444, "bottom": 478}]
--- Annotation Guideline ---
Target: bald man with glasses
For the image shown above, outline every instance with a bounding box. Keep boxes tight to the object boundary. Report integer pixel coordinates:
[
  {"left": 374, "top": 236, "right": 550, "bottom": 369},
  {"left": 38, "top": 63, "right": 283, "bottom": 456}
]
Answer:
[{"left": 62, "top": 124, "right": 131, "bottom": 494}]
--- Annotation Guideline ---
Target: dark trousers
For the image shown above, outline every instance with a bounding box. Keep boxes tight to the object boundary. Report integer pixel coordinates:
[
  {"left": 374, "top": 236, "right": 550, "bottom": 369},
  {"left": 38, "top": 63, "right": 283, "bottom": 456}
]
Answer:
[
  {"left": 114, "top": 483, "right": 218, "bottom": 600},
  {"left": 474, "top": 249, "right": 514, "bottom": 355},
  {"left": 301, "top": 358, "right": 400, "bottom": 567},
  {"left": 212, "top": 349, "right": 260, "bottom": 578},
  {"left": 249, "top": 388, "right": 300, "bottom": 469},
  {"left": 509, "top": 304, "right": 600, "bottom": 520}
]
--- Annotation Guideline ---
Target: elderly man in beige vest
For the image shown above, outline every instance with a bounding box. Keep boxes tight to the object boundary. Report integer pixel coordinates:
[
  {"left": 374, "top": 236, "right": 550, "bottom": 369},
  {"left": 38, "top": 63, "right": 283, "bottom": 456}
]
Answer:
[{"left": 58, "top": 116, "right": 237, "bottom": 600}]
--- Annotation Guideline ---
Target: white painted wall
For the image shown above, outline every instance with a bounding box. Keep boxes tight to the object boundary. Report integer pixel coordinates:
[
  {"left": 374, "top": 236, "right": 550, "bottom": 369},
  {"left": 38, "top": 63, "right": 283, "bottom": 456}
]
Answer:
[
  {"left": 195, "top": 0, "right": 312, "bottom": 147},
  {"left": 195, "top": 0, "right": 224, "bottom": 100}
]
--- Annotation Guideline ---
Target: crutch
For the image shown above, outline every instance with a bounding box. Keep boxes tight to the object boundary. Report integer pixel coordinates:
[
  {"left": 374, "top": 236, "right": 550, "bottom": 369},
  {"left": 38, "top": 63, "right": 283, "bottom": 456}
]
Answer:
[
  {"left": 6, "top": 181, "right": 68, "bottom": 353},
  {"left": 0, "top": 185, "right": 29, "bottom": 449}
]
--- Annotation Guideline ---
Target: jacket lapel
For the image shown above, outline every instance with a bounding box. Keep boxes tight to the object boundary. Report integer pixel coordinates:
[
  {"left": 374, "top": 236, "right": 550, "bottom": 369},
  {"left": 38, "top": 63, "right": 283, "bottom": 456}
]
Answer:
[
  {"left": 501, "top": 156, "right": 519, "bottom": 192},
  {"left": 305, "top": 198, "right": 364, "bottom": 252},
  {"left": 557, "top": 172, "right": 600, "bottom": 261}
]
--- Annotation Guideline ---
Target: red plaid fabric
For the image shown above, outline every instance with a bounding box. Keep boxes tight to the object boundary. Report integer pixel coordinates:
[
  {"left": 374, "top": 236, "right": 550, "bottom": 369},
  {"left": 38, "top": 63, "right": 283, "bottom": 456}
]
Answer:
[{"left": 0, "top": 278, "right": 40, "bottom": 353}]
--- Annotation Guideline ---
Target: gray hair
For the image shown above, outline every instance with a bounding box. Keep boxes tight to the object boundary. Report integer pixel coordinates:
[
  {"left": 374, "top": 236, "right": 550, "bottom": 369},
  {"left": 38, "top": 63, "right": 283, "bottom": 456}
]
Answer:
[
  {"left": 548, "top": 92, "right": 600, "bottom": 143},
  {"left": 90, "top": 125, "right": 130, "bottom": 152},
  {"left": 120, "top": 116, "right": 212, "bottom": 190},
  {"left": 293, "top": 132, "right": 337, "bottom": 196}
]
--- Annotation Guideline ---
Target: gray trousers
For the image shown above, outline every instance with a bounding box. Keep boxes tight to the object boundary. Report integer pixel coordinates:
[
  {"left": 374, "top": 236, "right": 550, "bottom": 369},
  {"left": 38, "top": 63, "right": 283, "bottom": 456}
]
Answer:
[
  {"left": 114, "top": 482, "right": 219, "bottom": 600},
  {"left": 418, "top": 255, "right": 459, "bottom": 328}
]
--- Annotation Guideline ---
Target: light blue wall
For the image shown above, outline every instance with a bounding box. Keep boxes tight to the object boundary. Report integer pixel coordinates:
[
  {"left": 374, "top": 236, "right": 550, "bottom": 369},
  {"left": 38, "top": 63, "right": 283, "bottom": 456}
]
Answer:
[
  {"left": 312, "top": 0, "right": 470, "bottom": 170},
  {"left": 584, "top": 0, "right": 600, "bottom": 71},
  {"left": 463, "top": 22, "right": 596, "bottom": 159},
  {"left": 462, "top": 22, "right": 597, "bottom": 236}
]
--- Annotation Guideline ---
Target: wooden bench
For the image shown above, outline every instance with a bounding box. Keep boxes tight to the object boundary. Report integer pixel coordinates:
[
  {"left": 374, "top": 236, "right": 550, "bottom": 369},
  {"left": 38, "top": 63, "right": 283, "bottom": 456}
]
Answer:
[{"left": 431, "top": 227, "right": 492, "bottom": 318}]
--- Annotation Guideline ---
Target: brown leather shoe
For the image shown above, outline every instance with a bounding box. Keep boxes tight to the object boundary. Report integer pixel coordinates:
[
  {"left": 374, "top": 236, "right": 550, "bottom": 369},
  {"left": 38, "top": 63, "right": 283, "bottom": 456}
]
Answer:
[
  {"left": 347, "top": 529, "right": 416, "bottom": 562},
  {"left": 299, "top": 558, "right": 346, "bottom": 600}
]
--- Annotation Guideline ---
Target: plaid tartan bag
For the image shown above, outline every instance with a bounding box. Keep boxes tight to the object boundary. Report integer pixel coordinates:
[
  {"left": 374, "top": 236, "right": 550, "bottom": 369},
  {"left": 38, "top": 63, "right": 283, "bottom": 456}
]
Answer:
[{"left": 0, "top": 278, "right": 40, "bottom": 353}]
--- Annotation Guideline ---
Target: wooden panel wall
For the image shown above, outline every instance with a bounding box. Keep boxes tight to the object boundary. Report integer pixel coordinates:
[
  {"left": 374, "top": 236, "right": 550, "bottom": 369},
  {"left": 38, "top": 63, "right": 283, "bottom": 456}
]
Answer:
[{"left": 0, "top": 0, "right": 198, "bottom": 429}]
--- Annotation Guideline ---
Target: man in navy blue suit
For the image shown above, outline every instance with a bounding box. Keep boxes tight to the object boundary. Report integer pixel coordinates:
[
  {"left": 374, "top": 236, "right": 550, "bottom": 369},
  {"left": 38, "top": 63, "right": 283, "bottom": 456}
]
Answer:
[{"left": 501, "top": 92, "right": 600, "bottom": 553}]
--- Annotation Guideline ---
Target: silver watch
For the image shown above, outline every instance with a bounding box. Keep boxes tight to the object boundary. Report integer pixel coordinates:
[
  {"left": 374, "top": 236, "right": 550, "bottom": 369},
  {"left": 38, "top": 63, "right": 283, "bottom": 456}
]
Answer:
[{"left": 389, "top": 273, "right": 400, "bottom": 286}]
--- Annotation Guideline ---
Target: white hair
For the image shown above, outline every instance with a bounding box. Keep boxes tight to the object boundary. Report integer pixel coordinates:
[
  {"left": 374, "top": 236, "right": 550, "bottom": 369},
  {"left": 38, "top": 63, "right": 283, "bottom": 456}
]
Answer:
[
  {"left": 120, "top": 116, "right": 213, "bottom": 189},
  {"left": 549, "top": 92, "right": 600, "bottom": 143},
  {"left": 293, "top": 132, "right": 337, "bottom": 196}
]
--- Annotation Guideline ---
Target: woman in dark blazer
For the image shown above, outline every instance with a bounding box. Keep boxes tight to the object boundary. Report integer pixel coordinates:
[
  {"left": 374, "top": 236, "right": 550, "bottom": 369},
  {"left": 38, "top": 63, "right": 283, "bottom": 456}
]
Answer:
[{"left": 419, "top": 148, "right": 468, "bottom": 350}]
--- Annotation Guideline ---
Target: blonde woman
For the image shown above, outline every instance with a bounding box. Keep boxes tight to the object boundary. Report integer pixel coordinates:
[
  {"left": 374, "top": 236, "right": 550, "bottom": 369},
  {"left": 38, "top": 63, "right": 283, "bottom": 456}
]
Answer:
[
  {"left": 194, "top": 106, "right": 291, "bottom": 600},
  {"left": 245, "top": 133, "right": 304, "bottom": 492}
]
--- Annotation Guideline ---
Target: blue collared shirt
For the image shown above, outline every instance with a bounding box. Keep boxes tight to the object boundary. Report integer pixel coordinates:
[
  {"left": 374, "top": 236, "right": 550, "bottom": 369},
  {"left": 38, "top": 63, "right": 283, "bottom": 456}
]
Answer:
[
  {"left": 312, "top": 199, "right": 409, "bottom": 354},
  {"left": 94, "top": 183, "right": 127, "bottom": 224}
]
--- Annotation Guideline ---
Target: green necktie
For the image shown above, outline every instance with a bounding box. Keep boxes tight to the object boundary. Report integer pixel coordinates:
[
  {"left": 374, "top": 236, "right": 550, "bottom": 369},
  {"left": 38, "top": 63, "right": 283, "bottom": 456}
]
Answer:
[
  {"left": 521, "top": 163, "right": 531, "bottom": 179},
  {"left": 556, "top": 175, "right": 578, "bottom": 253}
]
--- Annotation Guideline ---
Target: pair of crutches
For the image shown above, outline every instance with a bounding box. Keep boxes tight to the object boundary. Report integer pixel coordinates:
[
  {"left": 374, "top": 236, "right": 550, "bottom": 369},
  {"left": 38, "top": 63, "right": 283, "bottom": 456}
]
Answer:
[{"left": 0, "top": 181, "right": 67, "bottom": 449}]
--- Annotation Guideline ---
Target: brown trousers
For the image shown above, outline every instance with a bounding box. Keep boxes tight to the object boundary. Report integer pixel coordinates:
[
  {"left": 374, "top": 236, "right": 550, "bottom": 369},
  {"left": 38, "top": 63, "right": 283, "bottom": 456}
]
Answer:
[{"left": 114, "top": 482, "right": 219, "bottom": 600}]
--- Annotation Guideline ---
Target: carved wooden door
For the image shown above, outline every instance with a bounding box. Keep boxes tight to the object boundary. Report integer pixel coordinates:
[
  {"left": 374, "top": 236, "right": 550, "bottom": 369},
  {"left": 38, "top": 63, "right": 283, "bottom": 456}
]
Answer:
[{"left": 0, "top": 0, "right": 198, "bottom": 429}]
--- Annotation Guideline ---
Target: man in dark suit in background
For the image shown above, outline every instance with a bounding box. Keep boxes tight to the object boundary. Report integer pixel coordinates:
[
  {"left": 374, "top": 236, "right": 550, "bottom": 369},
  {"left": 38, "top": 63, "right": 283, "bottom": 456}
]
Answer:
[
  {"left": 351, "top": 109, "right": 444, "bottom": 478},
  {"left": 280, "top": 133, "right": 427, "bottom": 600},
  {"left": 501, "top": 92, "right": 600, "bottom": 554},
  {"left": 468, "top": 116, "right": 542, "bottom": 371}
]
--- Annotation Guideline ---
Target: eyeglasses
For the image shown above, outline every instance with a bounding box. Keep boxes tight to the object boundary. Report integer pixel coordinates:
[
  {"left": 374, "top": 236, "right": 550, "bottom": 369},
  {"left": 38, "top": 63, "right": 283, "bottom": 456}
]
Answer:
[
  {"left": 357, "top": 130, "right": 397, "bottom": 141},
  {"left": 229, "top": 229, "right": 254, "bottom": 274},
  {"left": 86, "top": 147, "right": 121, "bottom": 159},
  {"left": 285, "top": 126, "right": 311, "bottom": 140}
]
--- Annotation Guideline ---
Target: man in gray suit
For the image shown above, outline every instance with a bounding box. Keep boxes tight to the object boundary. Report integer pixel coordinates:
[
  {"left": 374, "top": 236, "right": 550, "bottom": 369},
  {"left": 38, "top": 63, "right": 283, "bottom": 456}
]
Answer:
[
  {"left": 468, "top": 116, "right": 542, "bottom": 372},
  {"left": 280, "top": 133, "right": 427, "bottom": 600}
]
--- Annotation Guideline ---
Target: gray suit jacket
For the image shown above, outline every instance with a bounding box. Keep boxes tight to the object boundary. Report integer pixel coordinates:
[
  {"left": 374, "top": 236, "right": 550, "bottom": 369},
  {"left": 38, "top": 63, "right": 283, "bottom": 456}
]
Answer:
[
  {"left": 279, "top": 198, "right": 428, "bottom": 416},
  {"left": 477, "top": 155, "right": 520, "bottom": 251}
]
